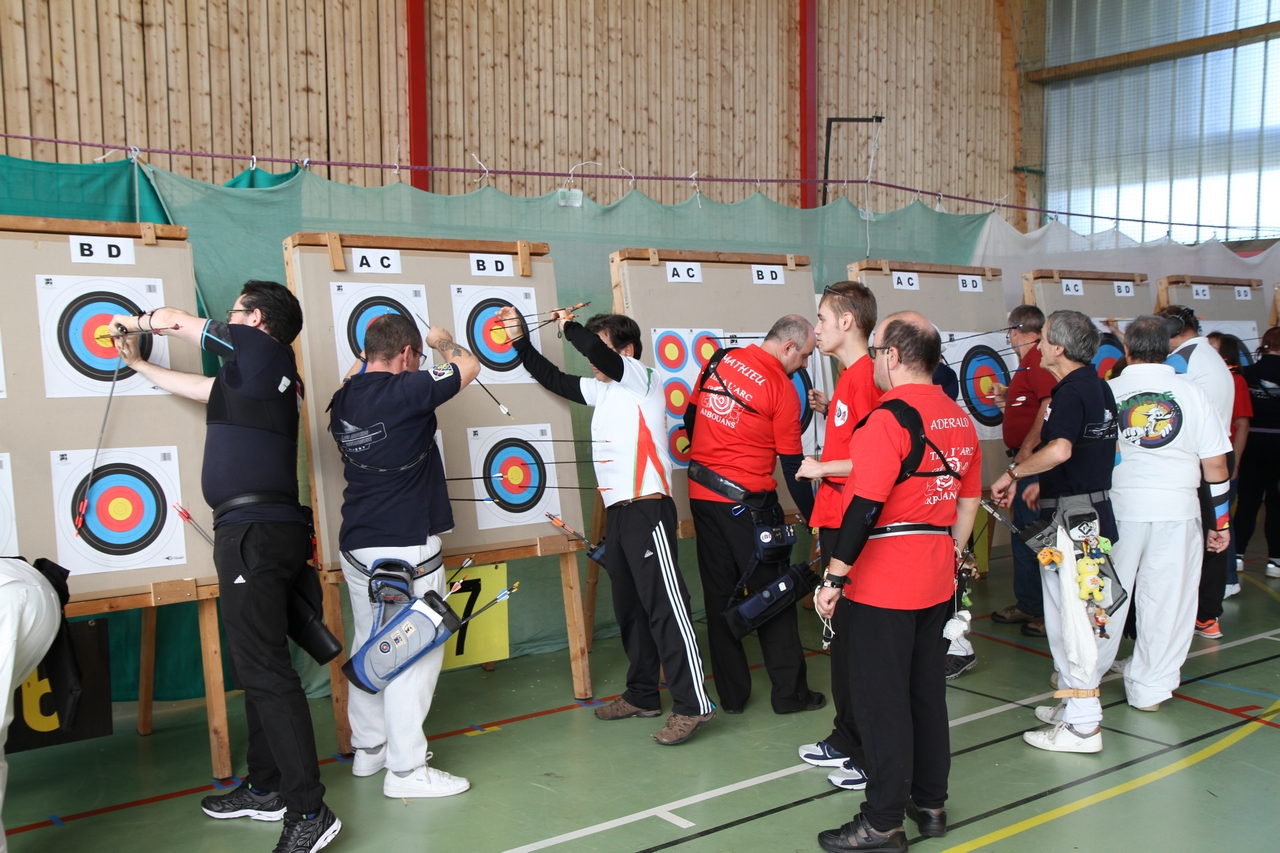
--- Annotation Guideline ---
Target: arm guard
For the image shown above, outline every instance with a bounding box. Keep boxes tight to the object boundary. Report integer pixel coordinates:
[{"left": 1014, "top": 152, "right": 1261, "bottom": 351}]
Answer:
[
  {"left": 779, "top": 453, "right": 815, "bottom": 523},
  {"left": 564, "top": 321, "right": 626, "bottom": 382},
  {"left": 832, "top": 495, "right": 886, "bottom": 566},
  {"left": 1208, "top": 479, "right": 1231, "bottom": 531},
  {"left": 512, "top": 336, "right": 588, "bottom": 404}
]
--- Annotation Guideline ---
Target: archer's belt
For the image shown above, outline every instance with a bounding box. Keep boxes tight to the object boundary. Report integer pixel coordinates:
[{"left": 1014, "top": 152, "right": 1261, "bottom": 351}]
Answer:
[
  {"left": 341, "top": 549, "right": 444, "bottom": 578},
  {"left": 687, "top": 460, "right": 772, "bottom": 508},
  {"left": 1039, "top": 490, "right": 1110, "bottom": 510},
  {"left": 213, "top": 492, "right": 301, "bottom": 520},
  {"left": 867, "top": 522, "right": 950, "bottom": 539}
]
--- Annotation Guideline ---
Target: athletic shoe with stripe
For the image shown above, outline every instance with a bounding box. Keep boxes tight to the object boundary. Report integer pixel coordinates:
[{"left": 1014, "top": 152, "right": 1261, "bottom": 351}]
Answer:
[
  {"left": 1024, "top": 722, "right": 1102, "bottom": 753},
  {"left": 272, "top": 804, "right": 341, "bottom": 853},
  {"left": 1195, "top": 618, "right": 1223, "bottom": 639},
  {"left": 1034, "top": 703, "right": 1065, "bottom": 724},
  {"left": 827, "top": 758, "right": 868, "bottom": 790},
  {"left": 798, "top": 740, "right": 849, "bottom": 767},
  {"left": 200, "top": 781, "right": 286, "bottom": 821}
]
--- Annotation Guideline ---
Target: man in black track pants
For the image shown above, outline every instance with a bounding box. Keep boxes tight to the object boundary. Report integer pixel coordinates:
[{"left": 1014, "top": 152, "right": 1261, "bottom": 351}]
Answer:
[
  {"left": 500, "top": 305, "right": 715, "bottom": 745},
  {"left": 113, "top": 282, "right": 340, "bottom": 853}
]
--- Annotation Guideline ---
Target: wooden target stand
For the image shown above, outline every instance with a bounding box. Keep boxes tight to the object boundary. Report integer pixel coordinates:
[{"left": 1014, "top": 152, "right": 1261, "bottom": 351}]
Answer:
[
  {"left": 0, "top": 215, "right": 234, "bottom": 779},
  {"left": 282, "top": 233, "right": 594, "bottom": 753},
  {"left": 1153, "top": 274, "right": 1273, "bottom": 333}
]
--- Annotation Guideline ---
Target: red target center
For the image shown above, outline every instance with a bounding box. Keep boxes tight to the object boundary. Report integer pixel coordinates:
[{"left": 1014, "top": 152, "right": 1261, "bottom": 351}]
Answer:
[
  {"left": 971, "top": 365, "right": 998, "bottom": 401},
  {"left": 482, "top": 315, "right": 514, "bottom": 353},
  {"left": 693, "top": 335, "right": 720, "bottom": 366},
  {"left": 82, "top": 312, "right": 118, "bottom": 358},
  {"left": 94, "top": 485, "right": 144, "bottom": 532},
  {"left": 498, "top": 456, "right": 533, "bottom": 493}
]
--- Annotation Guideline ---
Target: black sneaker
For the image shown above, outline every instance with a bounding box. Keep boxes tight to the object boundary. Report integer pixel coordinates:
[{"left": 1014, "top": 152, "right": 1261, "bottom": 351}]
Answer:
[
  {"left": 945, "top": 653, "right": 977, "bottom": 680},
  {"left": 906, "top": 800, "right": 947, "bottom": 837},
  {"left": 200, "top": 781, "right": 286, "bottom": 821},
  {"left": 273, "top": 804, "right": 341, "bottom": 853},
  {"left": 817, "top": 813, "right": 907, "bottom": 852}
]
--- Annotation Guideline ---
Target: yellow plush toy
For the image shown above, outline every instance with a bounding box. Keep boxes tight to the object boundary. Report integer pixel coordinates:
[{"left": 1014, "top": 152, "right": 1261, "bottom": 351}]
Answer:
[{"left": 1076, "top": 557, "right": 1105, "bottom": 602}]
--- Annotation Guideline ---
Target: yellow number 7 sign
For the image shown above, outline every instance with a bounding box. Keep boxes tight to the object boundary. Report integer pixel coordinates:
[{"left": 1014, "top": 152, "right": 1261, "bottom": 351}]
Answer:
[{"left": 442, "top": 562, "right": 510, "bottom": 671}]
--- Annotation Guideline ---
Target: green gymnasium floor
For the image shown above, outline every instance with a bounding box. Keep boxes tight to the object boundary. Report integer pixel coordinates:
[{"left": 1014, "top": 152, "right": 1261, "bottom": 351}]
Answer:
[{"left": 7, "top": 550, "right": 1280, "bottom": 853}]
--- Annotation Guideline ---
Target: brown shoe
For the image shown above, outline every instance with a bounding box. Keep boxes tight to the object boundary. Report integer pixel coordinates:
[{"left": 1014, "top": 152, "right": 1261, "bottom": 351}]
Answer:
[
  {"left": 594, "top": 697, "right": 661, "bottom": 720},
  {"left": 1021, "top": 616, "right": 1046, "bottom": 637},
  {"left": 653, "top": 711, "right": 715, "bottom": 745},
  {"left": 991, "top": 604, "right": 1033, "bottom": 624}
]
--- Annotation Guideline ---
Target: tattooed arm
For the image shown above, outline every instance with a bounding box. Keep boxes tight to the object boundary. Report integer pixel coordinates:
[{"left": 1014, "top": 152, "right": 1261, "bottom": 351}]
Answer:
[{"left": 426, "top": 326, "right": 481, "bottom": 388}]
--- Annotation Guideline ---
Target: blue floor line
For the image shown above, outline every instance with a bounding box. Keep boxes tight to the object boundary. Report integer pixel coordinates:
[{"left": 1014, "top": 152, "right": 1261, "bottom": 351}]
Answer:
[{"left": 1194, "top": 679, "right": 1280, "bottom": 701}]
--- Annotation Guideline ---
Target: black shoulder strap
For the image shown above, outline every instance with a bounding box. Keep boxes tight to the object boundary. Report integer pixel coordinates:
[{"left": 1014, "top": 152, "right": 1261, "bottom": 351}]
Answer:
[
  {"left": 853, "top": 398, "right": 964, "bottom": 485},
  {"left": 694, "top": 347, "right": 760, "bottom": 415}
]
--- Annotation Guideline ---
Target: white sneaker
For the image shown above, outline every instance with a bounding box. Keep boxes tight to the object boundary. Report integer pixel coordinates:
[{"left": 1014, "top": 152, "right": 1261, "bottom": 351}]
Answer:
[
  {"left": 383, "top": 764, "right": 471, "bottom": 799},
  {"left": 827, "top": 759, "right": 868, "bottom": 790},
  {"left": 1110, "top": 657, "right": 1130, "bottom": 674},
  {"left": 1034, "top": 704, "right": 1065, "bottom": 724},
  {"left": 352, "top": 745, "right": 386, "bottom": 777},
  {"left": 1267, "top": 561, "right": 1280, "bottom": 579},
  {"left": 1024, "top": 722, "right": 1102, "bottom": 753},
  {"left": 1236, "top": 557, "right": 1244, "bottom": 572},
  {"left": 798, "top": 740, "right": 849, "bottom": 767},
  {"left": 1224, "top": 583, "right": 1241, "bottom": 599}
]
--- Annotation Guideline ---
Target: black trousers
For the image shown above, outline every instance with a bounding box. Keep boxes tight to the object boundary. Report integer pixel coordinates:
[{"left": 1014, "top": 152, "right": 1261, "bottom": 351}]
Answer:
[
  {"left": 1235, "top": 437, "right": 1280, "bottom": 560},
  {"left": 605, "top": 496, "right": 713, "bottom": 717},
  {"left": 819, "top": 528, "right": 861, "bottom": 757},
  {"left": 1196, "top": 450, "right": 1235, "bottom": 622},
  {"left": 214, "top": 522, "right": 324, "bottom": 817},
  {"left": 690, "top": 498, "right": 811, "bottom": 713},
  {"left": 843, "top": 597, "right": 951, "bottom": 833}
]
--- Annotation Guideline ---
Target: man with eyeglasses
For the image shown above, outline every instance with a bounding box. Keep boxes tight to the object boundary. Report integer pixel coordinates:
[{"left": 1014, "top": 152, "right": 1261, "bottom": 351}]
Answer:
[
  {"left": 112, "top": 281, "right": 343, "bottom": 853},
  {"left": 328, "top": 312, "right": 479, "bottom": 798},
  {"left": 989, "top": 304, "right": 1056, "bottom": 639}
]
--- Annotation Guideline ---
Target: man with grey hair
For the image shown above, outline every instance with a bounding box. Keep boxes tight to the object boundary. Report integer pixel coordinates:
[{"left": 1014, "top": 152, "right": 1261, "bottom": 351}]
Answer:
[
  {"left": 1104, "top": 315, "right": 1230, "bottom": 713},
  {"left": 685, "top": 313, "right": 824, "bottom": 716},
  {"left": 991, "top": 308, "right": 1119, "bottom": 753}
]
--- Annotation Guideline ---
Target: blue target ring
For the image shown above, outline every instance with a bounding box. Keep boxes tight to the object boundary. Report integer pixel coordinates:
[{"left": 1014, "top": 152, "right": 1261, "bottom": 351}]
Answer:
[
  {"left": 466, "top": 297, "right": 522, "bottom": 372},
  {"left": 482, "top": 438, "right": 547, "bottom": 512},
  {"left": 57, "top": 291, "right": 151, "bottom": 381},
  {"left": 71, "top": 463, "right": 166, "bottom": 555},
  {"left": 960, "top": 345, "right": 1011, "bottom": 428},
  {"left": 792, "top": 367, "right": 814, "bottom": 432},
  {"left": 1093, "top": 333, "right": 1124, "bottom": 380},
  {"left": 346, "top": 296, "right": 411, "bottom": 359}
]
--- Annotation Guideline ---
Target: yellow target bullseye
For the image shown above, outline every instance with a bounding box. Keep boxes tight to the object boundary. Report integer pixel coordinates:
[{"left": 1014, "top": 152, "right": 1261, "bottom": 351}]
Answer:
[
  {"left": 94, "top": 324, "right": 113, "bottom": 348},
  {"left": 505, "top": 466, "right": 525, "bottom": 486},
  {"left": 108, "top": 496, "right": 134, "bottom": 521}
]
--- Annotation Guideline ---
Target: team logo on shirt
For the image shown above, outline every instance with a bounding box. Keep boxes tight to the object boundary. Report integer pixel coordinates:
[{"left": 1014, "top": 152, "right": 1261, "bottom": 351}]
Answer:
[
  {"left": 430, "top": 363, "right": 455, "bottom": 381},
  {"left": 1119, "top": 392, "right": 1183, "bottom": 448},
  {"left": 833, "top": 400, "right": 849, "bottom": 427}
]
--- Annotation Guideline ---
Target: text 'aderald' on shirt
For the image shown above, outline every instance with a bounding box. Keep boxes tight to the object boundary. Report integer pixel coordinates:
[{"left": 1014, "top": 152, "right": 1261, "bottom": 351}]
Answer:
[
  {"left": 809, "top": 354, "right": 882, "bottom": 529},
  {"left": 328, "top": 362, "right": 462, "bottom": 551},
  {"left": 686, "top": 344, "right": 802, "bottom": 502},
  {"left": 1108, "top": 363, "right": 1232, "bottom": 523},
  {"left": 200, "top": 321, "right": 307, "bottom": 527},
  {"left": 842, "top": 383, "right": 983, "bottom": 610}
]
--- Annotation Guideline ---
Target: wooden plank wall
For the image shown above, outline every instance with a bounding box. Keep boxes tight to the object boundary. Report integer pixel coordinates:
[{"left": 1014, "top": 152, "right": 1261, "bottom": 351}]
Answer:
[{"left": 0, "top": 0, "right": 409, "bottom": 186}]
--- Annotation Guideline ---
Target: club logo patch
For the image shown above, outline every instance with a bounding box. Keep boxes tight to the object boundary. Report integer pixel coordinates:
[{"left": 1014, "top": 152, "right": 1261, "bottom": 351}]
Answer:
[
  {"left": 833, "top": 400, "right": 849, "bottom": 427},
  {"left": 379, "top": 641, "right": 392, "bottom": 654},
  {"left": 1119, "top": 392, "right": 1183, "bottom": 448},
  {"left": 430, "top": 363, "right": 456, "bottom": 381}
]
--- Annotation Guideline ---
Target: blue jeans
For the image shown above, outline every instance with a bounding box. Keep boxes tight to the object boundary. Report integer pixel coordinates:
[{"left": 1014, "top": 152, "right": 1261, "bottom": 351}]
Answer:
[{"left": 1012, "top": 475, "right": 1044, "bottom": 617}]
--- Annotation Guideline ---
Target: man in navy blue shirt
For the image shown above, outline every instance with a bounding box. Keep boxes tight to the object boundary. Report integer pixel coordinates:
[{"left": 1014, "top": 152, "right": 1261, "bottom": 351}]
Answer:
[
  {"left": 113, "top": 281, "right": 341, "bottom": 853},
  {"left": 328, "top": 313, "right": 479, "bottom": 798}
]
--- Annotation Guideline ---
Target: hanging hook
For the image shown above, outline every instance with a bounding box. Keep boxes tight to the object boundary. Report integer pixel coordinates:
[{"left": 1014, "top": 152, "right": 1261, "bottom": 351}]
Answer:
[
  {"left": 618, "top": 165, "right": 635, "bottom": 188},
  {"left": 563, "top": 160, "right": 602, "bottom": 191},
  {"left": 392, "top": 144, "right": 401, "bottom": 180},
  {"left": 990, "top": 192, "right": 1009, "bottom": 213},
  {"left": 470, "top": 152, "right": 490, "bottom": 185},
  {"left": 93, "top": 148, "right": 119, "bottom": 163},
  {"left": 689, "top": 171, "right": 701, "bottom": 209},
  {"left": 128, "top": 146, "right": 141, "bottom": 163},
  {"left": 250, "top": 155, "right": 257, "bottom": 171},
  {"left": 301, "top": 157, "right": 310, "bottom": 171}
]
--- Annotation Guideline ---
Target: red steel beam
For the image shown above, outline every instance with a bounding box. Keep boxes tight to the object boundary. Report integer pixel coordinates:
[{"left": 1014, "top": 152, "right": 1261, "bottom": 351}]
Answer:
[
  {"left": 798, "top": 0, "right": 819, "bottom": 208},
  {"left": 406, "top": 0, "right": 431, "bottom": 191}
]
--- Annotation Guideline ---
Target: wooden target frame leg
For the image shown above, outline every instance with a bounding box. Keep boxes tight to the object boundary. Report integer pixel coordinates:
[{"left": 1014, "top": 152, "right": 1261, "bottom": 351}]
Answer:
[
  {"left": 196, "top": 597, "right": 233, "bottom": 780},
  {"left": 321, "top": 572, "right": 352, "bottom": 755},
  {"left": 559, "top": 552, "right": 592, "bottom": 699},
  {"left": 583, "top": 492, "right": 607, "bottom": 652},
  {"left": 136, "top": 606, "right": 157, "bottom": 735}
]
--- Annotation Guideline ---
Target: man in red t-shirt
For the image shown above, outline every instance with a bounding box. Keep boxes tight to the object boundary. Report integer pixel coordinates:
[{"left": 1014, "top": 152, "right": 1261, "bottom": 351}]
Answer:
[
  {"left": 793, "top": 282, "right": 882, "bottom": 786},
  {"left": 990, "top": 304, "right": 1057, "bottom": 638},
  {"left": 685, "top": 314, "right": 823, "bottom": 715},
  {"left": 814, "top": 311, "right": 981, "bottom": 851}
]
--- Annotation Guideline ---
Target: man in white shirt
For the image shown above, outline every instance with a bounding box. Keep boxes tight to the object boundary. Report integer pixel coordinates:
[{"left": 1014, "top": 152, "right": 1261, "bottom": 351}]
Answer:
[
  {"left": 1104, "top": 316, "right": 1229, "bottom": 712},
  {"left": 501, "top": 306, "right": 715, "bottom": 746},
  {"left": 1156, "top": 305, "right": 1235, "bottom": 639}
]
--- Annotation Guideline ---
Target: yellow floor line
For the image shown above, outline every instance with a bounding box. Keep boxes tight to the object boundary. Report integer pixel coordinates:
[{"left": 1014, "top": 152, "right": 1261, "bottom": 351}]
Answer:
[
  {"left": 938, "top": 698, "right": 1280, "bottom": 853},
  {"left": 1241, "top": 573, "right": 1280, "bottom": 605}
]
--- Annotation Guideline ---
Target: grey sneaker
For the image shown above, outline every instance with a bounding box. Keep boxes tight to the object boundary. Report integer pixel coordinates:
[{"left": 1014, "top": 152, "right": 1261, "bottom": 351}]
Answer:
[
  {"left": 200, "top": 781, "right": 286, "bottom": 821},
  {"left": 594, "top": 697, "right": 662, "bottom": 720},
  {"left": 653, "top": 710, "right": 715, "bottom": 745}
]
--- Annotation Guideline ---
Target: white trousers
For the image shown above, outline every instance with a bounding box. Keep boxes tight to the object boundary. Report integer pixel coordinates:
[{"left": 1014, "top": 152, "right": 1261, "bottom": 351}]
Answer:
[
  {"left": 1112, "top": 519, "right": 1203, "bottom": 709},
  {"left": 0, "top": 560, "right": 61, "bottom": 852},
  {"left": 341, "top": 538, "right": 446, "bottom": 773}
]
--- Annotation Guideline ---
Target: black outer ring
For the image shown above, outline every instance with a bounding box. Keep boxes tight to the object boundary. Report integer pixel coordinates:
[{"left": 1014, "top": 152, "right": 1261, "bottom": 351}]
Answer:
[
  {"left": 465, "top": 297, "right": 525, "bottom": 372},
  {"left": 794, "top": 367, "right": 814, "bottom": 433},
  {"left": 481, "top": 438, "right": 547, "bottom": 513},
  {"left": 70, "top": 462, "right": 167, "bottom": 556},
  {"left": 344, "top": 296, "right": 411, "bottom": 358},
  {"left": 959, "top": 344, "right": 1011, "bottom": 428},
  {"left": 56, "top": 291, "right": 152, "bottom": 381},
  {"left": 1094, "top": 333, "right": 1125, "bottom": 380}
]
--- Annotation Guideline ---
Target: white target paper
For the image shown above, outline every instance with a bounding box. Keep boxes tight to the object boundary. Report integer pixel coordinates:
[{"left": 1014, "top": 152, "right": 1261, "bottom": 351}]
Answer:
[
  {"left": 466, "top": 423, "right": 561, "bottom": 530},
  {"left": 1201, "top": 320, "right": 1259, "bottom": 359},
  {"left": 450, "top": 285, "right": 542, "bottom": 385},
  {"left": 36, "top": 275, "right": 170, "bottom": 398},
  {"left": 940, "top": 330, "right": 1018, "bottom": 442},
  {"left": 0, "top": 454, "right": 17, "bottom": 555},
  {"left": 329, "top": 281, "right": 432, "bottom": 381},
  {"left": 49, "top": 446, "right": 186, "bottom": 575}
]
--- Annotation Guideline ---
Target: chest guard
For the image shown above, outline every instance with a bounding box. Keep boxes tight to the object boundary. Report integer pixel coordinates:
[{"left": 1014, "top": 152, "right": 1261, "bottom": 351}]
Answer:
[
  {"left": 207, "top": 371, "right": 302, "bottom": 439},
  {"left": 341, "top": 559, "right": 462, "bottom": 695}
]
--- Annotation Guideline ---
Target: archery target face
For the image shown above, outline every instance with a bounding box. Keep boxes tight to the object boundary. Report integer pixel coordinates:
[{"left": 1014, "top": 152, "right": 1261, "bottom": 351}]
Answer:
[
  {"left": 467, "top": 424, "right": 561, "bottom": 529},
  {"left": 0, "top": 454, "right": 17, "bottom": 555},
  {"left": 329, "top": 281, "right": 431, "bottom": 381},
  {"left": 664, "top": 377, "right": 693, "bottom": 418},
  {"left": 36, "top": 275, "right": 170, "bottom": 398},
  {"left": 691, "top": 331, "right": 723, "bottom": 369},
  {"left": 1201, "top": 321, "right": 1259, "bottom": 367},
  {"left": 49, "top": 446, "right": 186, "bottom": 575},
  {"left": 654, "top": 330, "right": 690, "bottom": 372},
  {"left": 941, "top": 331, "right": 1016, "bottom": 442},
  {"left": 650, "top": 328, "right": 726, "bottom": 460},
  {"left": 1093, "top": 333, "right": 1125, "bottom": 381},
  {"left": 668, "top": 424, "right": 692, "bottom": 467},
  {"left": 451, "top": 285, "right": 542, "bottom": 384}
]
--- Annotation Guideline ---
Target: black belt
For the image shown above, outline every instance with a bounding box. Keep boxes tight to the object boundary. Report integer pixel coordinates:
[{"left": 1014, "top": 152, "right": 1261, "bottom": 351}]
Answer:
[
  {"left": 1039, "top": 491, "right": 1109, "bottom": 510},
  {"left": 341, "top": 549, "right": 444, "bottom": 578},
  {"left": 212, "top": 492, "right": 300, "bottom": 520},
  {"left": 687, "top": 460, "right": 772, "bottom": 507},
  {"left": 867, "top": 522, "right": 950, "bottom": 538}
]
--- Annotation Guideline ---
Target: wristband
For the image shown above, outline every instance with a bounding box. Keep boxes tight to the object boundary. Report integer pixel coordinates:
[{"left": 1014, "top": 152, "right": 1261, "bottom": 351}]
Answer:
[
  {"left": 1208, "top": 479, "right": 1231, "bottom": 531},
  {"left": 820, "top": 573, "right": 849, "bottom": 589}
]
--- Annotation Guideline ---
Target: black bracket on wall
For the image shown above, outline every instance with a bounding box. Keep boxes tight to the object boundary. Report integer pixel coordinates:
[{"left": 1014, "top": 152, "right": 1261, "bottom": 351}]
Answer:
[{"left": 822, "top": 116, "right": 885, "bottom": 207}]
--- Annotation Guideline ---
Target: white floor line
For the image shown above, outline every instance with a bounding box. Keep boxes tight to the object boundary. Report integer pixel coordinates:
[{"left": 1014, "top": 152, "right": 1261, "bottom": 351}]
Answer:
[{"left": 505, "top": 627, "right": 1280, "bottom": 853}]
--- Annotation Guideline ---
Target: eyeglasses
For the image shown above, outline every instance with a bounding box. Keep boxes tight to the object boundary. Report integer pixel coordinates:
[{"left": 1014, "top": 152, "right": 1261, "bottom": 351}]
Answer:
[
  {"left": 226, "top": 308, "right": 254, "bottom": 321},
  {"left": 868, "top": 344, "right": 889, "bottom": 359},
  {"left": 412, "top": 348, "right": 430, "bottom": 368}
]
